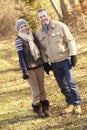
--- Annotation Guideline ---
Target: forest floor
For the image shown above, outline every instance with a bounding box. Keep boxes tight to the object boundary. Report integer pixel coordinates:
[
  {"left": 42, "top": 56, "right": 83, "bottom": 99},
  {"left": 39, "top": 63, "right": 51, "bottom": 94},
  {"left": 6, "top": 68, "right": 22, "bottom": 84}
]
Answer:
[{"left": 0, "top": 32, "right": 87, "bottom": 130}]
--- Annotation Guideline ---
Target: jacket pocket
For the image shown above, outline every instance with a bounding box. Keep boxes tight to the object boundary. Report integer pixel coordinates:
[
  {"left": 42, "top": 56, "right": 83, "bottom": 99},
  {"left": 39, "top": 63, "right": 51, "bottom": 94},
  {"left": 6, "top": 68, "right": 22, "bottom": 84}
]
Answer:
[
  {"left": 38, "top": 35, "right": 47, "bottom": 48},
  {"left": 38, "top": 34, "right": 46, "bottom": 41},
  {"left": 51, "top": 32, "right": 63, "bottom": 43}
]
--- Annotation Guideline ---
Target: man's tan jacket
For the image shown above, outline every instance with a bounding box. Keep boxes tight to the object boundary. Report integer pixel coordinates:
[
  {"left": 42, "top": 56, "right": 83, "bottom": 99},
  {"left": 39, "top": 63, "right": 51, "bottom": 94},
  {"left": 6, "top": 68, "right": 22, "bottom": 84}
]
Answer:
[{"left": 36, "top": 20, "right": 77, "bottom": 63}]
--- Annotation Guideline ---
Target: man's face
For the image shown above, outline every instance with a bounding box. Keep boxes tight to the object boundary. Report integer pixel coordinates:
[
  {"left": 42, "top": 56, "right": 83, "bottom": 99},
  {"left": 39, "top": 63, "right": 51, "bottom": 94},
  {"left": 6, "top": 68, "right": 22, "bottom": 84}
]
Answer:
[{"left": 37, "top": 10, "right": 50, "bottom": 25}]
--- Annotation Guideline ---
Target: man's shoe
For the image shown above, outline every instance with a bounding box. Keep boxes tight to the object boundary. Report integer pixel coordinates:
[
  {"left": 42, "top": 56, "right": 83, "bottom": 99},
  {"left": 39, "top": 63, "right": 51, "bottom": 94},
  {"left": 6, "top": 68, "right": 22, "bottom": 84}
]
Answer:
[
  {"left": 62, "top": 105, "right": 74, "bottom": 114},
  {"left": 74, "top": 105, "right": 82, "bottom": 114}
]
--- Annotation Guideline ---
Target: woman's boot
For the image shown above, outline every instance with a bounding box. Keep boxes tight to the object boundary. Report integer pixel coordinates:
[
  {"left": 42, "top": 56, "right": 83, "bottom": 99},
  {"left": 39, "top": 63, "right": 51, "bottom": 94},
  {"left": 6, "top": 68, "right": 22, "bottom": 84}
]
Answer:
[
  {"left": 32, "top": 102, "right": 45, "bottom": 118},
  {"left": 41, "top": 100, "right": 51, "bottom": 117}
]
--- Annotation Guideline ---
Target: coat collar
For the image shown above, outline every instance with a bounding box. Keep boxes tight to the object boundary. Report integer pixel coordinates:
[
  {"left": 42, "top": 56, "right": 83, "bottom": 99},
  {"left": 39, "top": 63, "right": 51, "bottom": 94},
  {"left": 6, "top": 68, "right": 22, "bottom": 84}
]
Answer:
[{"left": 41, "top": 20, "right": 55, "bottom": 31}]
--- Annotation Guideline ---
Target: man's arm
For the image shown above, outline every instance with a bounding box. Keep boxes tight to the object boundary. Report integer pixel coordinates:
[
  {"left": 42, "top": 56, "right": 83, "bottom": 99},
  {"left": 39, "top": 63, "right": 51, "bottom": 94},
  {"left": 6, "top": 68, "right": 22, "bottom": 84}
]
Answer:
[{"left": 61, "top": 22, "right": 77, "bottom": 66}]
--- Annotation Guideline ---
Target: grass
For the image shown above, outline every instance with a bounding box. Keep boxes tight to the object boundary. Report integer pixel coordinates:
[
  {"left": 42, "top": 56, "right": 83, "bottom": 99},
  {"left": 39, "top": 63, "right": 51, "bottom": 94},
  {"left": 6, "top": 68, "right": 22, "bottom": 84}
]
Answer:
[{"left": 0, "top": 32, "right": 87, "bottom": 130}]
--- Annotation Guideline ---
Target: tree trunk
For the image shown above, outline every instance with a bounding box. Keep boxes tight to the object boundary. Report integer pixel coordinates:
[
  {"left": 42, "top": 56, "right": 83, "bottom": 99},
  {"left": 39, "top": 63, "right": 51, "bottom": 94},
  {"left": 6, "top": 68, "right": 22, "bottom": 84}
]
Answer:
[{"left": 50, "top": 0, "right": 86, "bottom": 33}]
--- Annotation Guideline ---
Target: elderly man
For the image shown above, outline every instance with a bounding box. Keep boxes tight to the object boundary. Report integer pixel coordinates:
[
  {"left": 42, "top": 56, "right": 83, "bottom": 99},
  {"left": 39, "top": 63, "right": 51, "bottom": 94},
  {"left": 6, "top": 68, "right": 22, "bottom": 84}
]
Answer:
[{"left": 36, "top": 8, "right": 81, "bottom": 114}]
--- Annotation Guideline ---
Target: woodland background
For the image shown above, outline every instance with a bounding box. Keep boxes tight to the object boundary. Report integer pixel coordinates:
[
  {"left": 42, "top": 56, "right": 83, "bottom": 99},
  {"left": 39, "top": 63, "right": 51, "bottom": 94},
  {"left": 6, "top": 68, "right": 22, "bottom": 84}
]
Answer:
[{"left": 0, "top": 0, "right": 87, "bottom": 38}]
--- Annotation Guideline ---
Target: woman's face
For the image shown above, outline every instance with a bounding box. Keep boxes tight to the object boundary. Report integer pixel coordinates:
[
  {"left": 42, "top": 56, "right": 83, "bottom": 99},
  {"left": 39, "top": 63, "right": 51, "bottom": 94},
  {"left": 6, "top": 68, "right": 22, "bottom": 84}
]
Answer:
[{"left": 19, "top": 24, "right": 29, "bottom": 34}]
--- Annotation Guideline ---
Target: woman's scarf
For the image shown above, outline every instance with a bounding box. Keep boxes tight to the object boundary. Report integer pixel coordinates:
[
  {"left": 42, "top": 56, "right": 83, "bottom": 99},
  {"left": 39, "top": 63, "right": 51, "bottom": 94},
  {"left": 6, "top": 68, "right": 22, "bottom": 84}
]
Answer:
[{"left": 18, "top": 32, "right": 40, "bottom": 60}]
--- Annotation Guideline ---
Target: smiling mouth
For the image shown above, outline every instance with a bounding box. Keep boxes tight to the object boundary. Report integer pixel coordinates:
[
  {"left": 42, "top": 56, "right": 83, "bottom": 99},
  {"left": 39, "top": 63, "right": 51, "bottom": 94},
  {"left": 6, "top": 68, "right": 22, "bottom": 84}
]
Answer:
[{"left": 43, "top": 18, "right": 49, "bottom": 22}]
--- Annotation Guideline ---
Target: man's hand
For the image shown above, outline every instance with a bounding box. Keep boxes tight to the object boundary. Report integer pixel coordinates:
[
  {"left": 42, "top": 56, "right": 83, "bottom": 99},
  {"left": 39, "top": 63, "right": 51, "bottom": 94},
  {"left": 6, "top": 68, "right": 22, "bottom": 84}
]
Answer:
[
  {"left": 71, "top": 55, "right": 77, "bottom": 67},
  {"left": 23, "top": 74, "right": 29, "bottom": 80}
]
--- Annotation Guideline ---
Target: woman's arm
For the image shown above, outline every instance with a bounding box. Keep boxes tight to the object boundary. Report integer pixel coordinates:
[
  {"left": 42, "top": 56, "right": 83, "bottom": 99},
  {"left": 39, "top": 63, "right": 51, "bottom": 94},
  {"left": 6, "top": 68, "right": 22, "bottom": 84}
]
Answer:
[{"left": 15, "top": 38, "right": 27, "bottom": 75}]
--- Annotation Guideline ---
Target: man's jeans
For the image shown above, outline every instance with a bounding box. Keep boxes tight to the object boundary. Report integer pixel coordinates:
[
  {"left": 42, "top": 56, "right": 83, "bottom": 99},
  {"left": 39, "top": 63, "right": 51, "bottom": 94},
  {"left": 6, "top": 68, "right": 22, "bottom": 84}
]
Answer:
[{"left": 51, "top": 58, "right": 81, "bottom": 105}]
